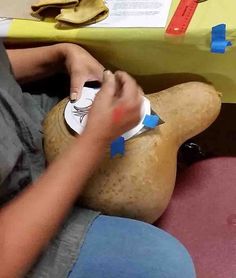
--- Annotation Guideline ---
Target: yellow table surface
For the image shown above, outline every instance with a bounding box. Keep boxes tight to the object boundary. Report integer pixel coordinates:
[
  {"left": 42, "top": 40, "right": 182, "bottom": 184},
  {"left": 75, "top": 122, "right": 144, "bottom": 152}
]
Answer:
[{"left": 6, "top": 0, "right": 236, "bottom": 103}]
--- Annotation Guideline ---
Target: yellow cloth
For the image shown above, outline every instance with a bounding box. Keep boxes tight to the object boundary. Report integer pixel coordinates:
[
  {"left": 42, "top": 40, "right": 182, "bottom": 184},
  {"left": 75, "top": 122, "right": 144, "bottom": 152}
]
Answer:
[
  {"left": 7, "top": 0, "right": 236, "bottom": 103},
  {"left": 56, "top": 0, "right": 109, "bottom": 26},
  {"left": 31, "top": 0, "right": 108, "bottom": 25}
]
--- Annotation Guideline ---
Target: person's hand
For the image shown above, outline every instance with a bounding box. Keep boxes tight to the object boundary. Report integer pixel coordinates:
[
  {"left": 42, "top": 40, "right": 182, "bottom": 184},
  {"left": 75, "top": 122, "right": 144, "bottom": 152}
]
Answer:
[
  {"left": 60, "top": 43, "right": 104, "bottom": 101},
  {"left": 6, "top": 43, "right": 104, "bottom": 91},
  {"left": 83, "top": 70, "right": 143, "bottom": 145}
]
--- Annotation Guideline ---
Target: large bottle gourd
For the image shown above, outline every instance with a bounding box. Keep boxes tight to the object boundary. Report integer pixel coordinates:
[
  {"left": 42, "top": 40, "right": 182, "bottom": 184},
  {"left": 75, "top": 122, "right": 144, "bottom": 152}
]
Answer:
[{"left": 43, "top": 82, "right": 221, "bottom": 223}]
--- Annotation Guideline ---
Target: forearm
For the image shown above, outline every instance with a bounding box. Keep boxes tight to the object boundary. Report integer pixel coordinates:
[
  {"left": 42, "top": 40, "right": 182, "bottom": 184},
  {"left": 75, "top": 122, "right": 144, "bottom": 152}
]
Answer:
[
  {"left": 0, "top": 133, "right": 106, "bottom": 277},
  {"left": 6, "top": 44, "right": 66, "bottom": 84}
]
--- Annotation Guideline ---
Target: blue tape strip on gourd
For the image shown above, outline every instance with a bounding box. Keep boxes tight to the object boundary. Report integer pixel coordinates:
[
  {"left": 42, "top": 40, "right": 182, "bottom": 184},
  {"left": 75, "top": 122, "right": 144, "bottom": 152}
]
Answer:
[
  {"left": 142, "top": 114, "right": 160, "bottom": 129},
  {"left": 110, "top": 136, "right": 125, "bottom": 158},
  {"left": 211, "top": 24, "right": 232, "bottom": 54}
]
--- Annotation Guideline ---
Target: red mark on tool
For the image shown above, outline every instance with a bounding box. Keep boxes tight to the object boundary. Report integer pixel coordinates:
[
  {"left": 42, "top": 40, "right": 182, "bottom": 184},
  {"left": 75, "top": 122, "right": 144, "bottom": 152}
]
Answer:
[{"left": 112, "top": 105, "right": 125, "bottom": 124}]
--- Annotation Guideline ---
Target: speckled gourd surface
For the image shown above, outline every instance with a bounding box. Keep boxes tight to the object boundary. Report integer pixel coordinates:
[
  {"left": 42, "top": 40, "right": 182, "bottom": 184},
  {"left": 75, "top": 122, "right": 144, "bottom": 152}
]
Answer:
[{"left": 43, "top": 82, "right": 221, "bottom": 223}]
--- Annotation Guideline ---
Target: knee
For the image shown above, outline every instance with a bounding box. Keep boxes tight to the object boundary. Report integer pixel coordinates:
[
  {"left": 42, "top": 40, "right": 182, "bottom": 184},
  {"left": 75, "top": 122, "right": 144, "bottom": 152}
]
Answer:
[
  {"left": 113, "top": 217, "right": 196, "bottom": 278},
  {"left": 141, "top": 224, "right": 196, "bottom": 278},
  {"left": 71, "top": 216, "right": 196, "bottom": 278}
]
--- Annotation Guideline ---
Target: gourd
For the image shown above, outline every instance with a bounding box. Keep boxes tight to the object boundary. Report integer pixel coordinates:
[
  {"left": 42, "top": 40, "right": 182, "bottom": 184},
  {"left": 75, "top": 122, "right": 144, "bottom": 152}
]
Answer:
[{"left": 43, "top": 82, "right": 221, "bottom": 223}]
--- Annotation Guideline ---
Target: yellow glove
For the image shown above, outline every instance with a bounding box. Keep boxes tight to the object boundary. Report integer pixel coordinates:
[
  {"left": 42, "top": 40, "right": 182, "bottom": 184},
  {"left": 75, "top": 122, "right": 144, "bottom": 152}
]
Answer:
[
  {"left": 56, "top": 0, "right": 109, "bottom": 26},
  {"left": 31, "top": 0, "right": 79, "bottom": 19}
]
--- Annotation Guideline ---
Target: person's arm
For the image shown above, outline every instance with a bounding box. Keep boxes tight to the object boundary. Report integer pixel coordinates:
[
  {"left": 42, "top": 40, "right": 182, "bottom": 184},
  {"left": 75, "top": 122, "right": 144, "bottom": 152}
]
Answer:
[
  {"left": 6, "top": 43, "right": 104, "bottom": 100},
  {"left": 0, "top": 70, "right": 142, "bottom": 278},
  {"left": 0, "top": 133, "right": 105, "bottom": 278}
]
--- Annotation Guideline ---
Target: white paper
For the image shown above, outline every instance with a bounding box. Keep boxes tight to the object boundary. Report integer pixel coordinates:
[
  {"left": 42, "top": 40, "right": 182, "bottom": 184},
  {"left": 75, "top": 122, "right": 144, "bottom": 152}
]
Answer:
[
  {"left": 64, "top": 86, "right": 151, "bottom": 141},
  {"left": 91, "top": 0, "right": 173, "bottom": 28},
  {"left": 0, "top": 18, "right": 11, "bottom": 38}
]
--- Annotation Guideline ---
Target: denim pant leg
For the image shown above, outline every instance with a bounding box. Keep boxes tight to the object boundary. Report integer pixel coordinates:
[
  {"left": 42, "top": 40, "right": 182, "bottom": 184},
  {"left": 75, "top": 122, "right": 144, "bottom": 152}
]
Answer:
[{"left": 68, "top": 215, "right": 196, "bottom": 278}]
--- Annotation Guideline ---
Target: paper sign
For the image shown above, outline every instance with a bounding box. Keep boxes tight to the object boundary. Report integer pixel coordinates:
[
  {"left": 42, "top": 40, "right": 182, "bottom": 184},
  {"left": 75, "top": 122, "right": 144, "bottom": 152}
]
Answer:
[{"left": 91, "top": 0, "right": 173, "bottom": 28}]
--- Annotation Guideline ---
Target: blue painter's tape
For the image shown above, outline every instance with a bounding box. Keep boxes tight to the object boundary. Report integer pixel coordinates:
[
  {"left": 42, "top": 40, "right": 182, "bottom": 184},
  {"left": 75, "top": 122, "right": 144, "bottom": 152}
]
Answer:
[
  {"left": 211, "top": 41, "right": 232, "bottom": 53},
  {"left": 211, "top": 24, "right": 232, "bottom": 53},
  {"left": 110, "top": 136, "right": 125, "bottom": 158},
  {"left": 142, "top": 114, "right": 160, "bottom": 129},
  {"left": 212, "top": 24, "right": 226, "bottom": 41}
]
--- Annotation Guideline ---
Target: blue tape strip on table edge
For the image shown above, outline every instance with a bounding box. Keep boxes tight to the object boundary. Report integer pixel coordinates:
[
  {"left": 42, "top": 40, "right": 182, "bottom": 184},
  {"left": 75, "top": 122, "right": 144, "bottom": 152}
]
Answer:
[
  {"left": 211, "top": 24, "right": 232, "bottom": 53},
  {"left": 142, "top": 114, "right": 160, "bottom": 129},
  {"left": 110, "top": 136, "right": 125, "bottom": 158}
]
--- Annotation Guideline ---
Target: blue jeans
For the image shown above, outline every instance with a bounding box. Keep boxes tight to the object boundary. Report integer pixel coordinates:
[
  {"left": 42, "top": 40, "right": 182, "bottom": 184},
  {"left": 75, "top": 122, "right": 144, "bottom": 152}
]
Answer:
[{"left": 68, "top": 215, "right": 196, "bottom": 278}]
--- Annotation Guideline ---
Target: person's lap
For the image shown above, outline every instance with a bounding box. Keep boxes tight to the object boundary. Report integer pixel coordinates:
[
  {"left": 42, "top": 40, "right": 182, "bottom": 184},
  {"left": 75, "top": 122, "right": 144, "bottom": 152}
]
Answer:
[{"left": 68, "top": 215, "right": 196, "bottom": 278}]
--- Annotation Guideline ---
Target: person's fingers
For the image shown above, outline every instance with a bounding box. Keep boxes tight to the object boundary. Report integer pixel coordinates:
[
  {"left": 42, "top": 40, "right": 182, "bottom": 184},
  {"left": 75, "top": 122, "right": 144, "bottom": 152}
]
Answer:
[
  {"left": 114, "top": 71, "right": 139, "bottom": 102},
  {"left": 138, "top": 86, "right": 145, "bottom": 96},
  {"left": 115, "top": 71, "right": 143, "bottom": 116},
  {"left": 99, "top": 70, "right": 117, "bottom": 100},
  {"left": 91, "top": 65, "right": 105, "bottom": 83},
  {"left": 69, "top": 66, "right": 104, "bottom": 101},
  {"left": 70, "top": 74, "right": 86, "bottom": 101}
]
